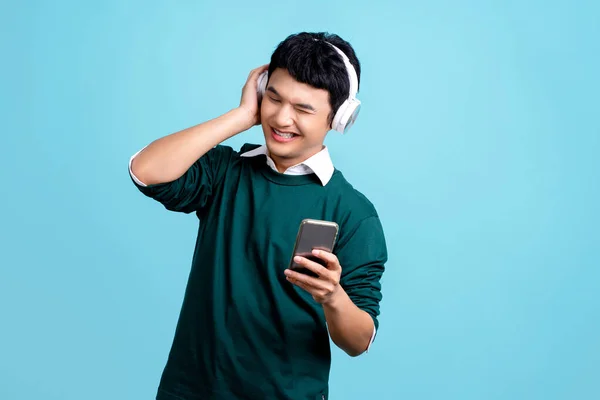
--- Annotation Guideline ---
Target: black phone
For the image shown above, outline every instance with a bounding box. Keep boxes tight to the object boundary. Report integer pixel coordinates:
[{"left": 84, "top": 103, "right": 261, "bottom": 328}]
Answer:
[{"left": 289, "top": 219, "right": 339, "bottom": 277}]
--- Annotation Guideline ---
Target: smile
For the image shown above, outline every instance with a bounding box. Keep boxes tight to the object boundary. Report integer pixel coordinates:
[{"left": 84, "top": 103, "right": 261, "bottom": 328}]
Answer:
[{"left": 271, "top": 127, "right": 299, "bottom": 143}]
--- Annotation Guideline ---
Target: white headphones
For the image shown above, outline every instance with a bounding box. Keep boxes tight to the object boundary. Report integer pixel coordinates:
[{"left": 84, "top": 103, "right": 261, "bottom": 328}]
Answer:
[{"left": 256, "top": 41, "right": 361, "bottom": 134}]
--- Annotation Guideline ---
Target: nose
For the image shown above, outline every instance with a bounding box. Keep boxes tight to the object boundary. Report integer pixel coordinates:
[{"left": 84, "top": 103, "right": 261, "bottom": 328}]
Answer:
[{"left": 274, "top": 104, "right": 294, "bottom": 127}]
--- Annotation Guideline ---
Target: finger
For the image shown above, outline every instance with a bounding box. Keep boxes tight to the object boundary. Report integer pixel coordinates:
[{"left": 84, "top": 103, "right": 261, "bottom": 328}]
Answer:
[
  {"left": 285, "top": 268, "right": 327, "bottom": 290},
  {"left": 311, "top": 250, "right": 340, "bottom": 268},
  {"left": 249, "top": 63, "right": 269, "bottom": 79},
  {"left": 286, "top": 275, "right": 313, "bottom": 293},
  {"left": 243, "top": 65, "right": 269, "bottom": 94},
  {"left": 293, "top": 256, "right": 328, "bottom": 277}
]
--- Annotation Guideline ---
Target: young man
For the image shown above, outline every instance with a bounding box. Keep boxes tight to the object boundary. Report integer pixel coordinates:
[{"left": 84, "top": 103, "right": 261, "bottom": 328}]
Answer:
[{"left": 129, "top": 32, "right": 388, "bottom": 400}]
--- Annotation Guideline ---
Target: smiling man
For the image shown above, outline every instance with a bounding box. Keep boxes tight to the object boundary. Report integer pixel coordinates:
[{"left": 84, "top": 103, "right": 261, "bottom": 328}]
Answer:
[{"left": 129, "top": 32, "right": 388, "bottom": 400}]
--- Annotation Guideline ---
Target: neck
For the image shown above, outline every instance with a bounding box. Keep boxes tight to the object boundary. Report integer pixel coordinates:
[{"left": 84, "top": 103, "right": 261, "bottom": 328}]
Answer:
[{"left": 269, "top": 145, "right": 324, "bottom": 173}]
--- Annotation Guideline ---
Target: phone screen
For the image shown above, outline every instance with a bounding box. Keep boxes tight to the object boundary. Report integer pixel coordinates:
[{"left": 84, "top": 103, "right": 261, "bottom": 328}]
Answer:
[{"left": 290, "top": 220, "right": 338, "bottom": 276}]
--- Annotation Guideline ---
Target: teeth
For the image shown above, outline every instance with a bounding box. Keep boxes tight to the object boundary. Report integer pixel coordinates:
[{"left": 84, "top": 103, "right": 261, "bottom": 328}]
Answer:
[{"left": 274, "top": 129, "right": 294, "bottom": 139}]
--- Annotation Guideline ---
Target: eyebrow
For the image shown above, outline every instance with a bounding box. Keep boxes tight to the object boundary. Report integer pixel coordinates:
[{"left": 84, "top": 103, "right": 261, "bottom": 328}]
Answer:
[{"left": 267, "top": 86, "right": 317, "bottom": 112}]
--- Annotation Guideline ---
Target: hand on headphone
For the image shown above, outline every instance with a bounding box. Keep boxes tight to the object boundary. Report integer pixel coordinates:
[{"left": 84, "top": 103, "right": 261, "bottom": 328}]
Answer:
[{"left": 239, "top": 64, "right": 269, "bottom": 128}]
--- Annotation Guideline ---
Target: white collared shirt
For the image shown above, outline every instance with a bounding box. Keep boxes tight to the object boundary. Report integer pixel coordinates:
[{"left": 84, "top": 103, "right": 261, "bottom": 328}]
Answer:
[
  {"left": 129, "top": 143, "right": 376, "bottom": 352},
  {"left": 239, "top": 144, "right": 335, "bottom": 186}
]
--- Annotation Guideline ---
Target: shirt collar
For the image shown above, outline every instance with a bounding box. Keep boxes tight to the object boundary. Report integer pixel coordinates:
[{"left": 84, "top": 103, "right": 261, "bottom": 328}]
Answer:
[{"left": 240, "top": 145, "right": 335, "bottom": 186}]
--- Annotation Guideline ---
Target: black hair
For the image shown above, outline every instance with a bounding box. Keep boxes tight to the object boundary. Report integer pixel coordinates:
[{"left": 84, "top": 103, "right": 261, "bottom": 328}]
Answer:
[{"left": 267, "top": 32, "right": 361, "bottom": 124}]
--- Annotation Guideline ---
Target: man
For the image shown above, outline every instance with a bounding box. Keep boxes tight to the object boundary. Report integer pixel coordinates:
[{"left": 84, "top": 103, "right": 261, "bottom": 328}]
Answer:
[{"left": 129, "top": 31, "right": 388, "bottom": 400}]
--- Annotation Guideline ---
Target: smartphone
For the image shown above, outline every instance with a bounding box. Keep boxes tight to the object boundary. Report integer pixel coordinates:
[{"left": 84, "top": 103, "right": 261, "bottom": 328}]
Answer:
[{"left": 289, "top": 219, "right": 339, "bottom": 276}]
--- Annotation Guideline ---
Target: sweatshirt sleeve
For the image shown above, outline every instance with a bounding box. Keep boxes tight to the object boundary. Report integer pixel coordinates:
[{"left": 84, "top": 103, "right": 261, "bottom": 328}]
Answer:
[
  {"left": 335, "top": 215, "right": 388, "bottom": 333},
  {"left": 129, "top": 144, "right": 235, "bottom": 213}
]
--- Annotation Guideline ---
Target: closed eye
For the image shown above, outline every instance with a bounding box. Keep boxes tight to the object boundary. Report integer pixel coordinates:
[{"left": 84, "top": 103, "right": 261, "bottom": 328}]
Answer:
[{"left": 267, "top": 86, "right": 316, "bottom": 113}]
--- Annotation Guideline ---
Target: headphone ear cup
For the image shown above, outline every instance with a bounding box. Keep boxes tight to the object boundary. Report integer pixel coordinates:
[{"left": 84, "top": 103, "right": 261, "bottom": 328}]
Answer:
[
  {"left": 331, "top": 100, "right": 350, "bottom": 133},
  {"left": 341, "top": 99, "right": 361, "bottom": 133},
  {"left": 257, "top": 71, "right": 268, "bottom": 102},
  {"left": 332, "top": 99, "right": 361, "bottom": 133}
]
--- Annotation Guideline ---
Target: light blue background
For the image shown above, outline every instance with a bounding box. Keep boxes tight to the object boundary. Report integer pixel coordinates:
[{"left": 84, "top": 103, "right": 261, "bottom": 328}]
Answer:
[{"left": 1, "top": 1, "right": 598, "bottom": 399}]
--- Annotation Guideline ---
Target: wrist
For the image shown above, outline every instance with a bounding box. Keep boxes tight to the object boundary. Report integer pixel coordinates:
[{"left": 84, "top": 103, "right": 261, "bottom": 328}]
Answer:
[
  {"left": 322, "top": 285, "right": 347, "bottom": 310},
  {"left": 234, "top": 106, "right": 257, "bottom": 130}
]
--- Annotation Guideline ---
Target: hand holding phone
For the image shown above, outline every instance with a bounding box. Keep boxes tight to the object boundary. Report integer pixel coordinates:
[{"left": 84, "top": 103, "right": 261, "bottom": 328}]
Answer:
[{"left": 285, "top": 219, "right": 344, "bottom": 304}]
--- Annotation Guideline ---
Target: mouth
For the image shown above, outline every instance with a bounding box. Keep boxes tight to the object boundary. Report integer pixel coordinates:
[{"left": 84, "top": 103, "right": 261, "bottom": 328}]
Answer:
[{"left": 271, "top": 127, "right": 299, "bottom": 143}]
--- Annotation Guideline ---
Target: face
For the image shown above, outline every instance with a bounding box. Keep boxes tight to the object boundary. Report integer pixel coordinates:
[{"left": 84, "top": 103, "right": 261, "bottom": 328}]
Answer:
[{"left": 260, "top": 68, "right": 332, "bottom": 170}]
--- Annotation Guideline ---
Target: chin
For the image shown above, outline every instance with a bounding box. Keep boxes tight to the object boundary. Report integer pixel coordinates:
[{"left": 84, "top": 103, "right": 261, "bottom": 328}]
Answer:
[{"left": 264, "top": 140, "right": 298, "bottom": 160}]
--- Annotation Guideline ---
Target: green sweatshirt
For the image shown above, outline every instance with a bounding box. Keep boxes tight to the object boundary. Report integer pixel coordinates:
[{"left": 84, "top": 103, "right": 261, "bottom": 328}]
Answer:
[{"left": 133, "top": 143, "right": 388, "bottom": 400}]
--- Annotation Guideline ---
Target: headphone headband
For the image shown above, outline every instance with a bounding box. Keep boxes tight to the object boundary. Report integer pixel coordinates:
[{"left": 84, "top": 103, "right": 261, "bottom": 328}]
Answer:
[{"left": 323, "top": 42, "right": 359, "bottom": 100}]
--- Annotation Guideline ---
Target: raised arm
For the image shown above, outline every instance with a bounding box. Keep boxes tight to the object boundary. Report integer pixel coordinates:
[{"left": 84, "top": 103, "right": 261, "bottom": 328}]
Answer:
[{"left": 131, "top": 64, "right": 268, "bottom": 186}]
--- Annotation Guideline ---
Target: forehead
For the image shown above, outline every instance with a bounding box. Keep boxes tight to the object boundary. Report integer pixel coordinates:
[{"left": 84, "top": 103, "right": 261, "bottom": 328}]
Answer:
[{"left": 268, "top": 68, "right": 330, "bottom": 108}]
